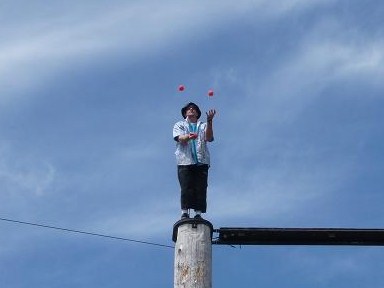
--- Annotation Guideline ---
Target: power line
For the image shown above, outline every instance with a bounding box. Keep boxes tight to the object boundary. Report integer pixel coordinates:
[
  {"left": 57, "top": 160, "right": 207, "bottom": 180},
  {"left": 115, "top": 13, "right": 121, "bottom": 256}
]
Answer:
[{"left": 0, "top": 217, "right": 174, "bottom": 249}]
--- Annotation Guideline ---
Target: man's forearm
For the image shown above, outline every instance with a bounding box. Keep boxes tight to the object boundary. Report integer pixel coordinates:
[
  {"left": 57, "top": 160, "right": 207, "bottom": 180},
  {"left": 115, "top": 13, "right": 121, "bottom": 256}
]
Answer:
[{"left": 205, "top": 121, "right": 214, "bottom": 142}]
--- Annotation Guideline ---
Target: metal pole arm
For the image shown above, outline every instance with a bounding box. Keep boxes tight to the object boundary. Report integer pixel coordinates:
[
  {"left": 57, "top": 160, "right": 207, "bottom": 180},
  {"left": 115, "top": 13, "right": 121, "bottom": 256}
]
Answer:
[{"left": 213, "top": 227, "right": 384, "bottom": 246}]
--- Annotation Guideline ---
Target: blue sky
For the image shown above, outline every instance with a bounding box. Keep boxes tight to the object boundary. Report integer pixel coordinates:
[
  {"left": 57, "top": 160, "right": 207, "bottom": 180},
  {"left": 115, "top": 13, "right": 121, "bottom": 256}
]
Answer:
[{"left": 1, "top": 0, "right": 384, "bottom": 287}]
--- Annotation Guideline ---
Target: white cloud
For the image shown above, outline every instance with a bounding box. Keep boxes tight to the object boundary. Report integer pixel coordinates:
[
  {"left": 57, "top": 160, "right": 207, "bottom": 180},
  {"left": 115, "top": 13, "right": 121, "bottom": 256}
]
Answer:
[
  {"left": 210, "top": 150, "right": 354, "bottom": 224},
  {"left": 93, "top": 209, "right": 175, "bottom": 239},
  {"left": 296, "top": 20, "right": 384, "bottom": 85},
  {"left": 206, "top": 17, "right": 384, "bottom": 225},
  {"left": 288, "top": 249, "right": 374, "bottom": 284},
  {"left": 0, "top": 0, "right": 335, "bottom": 103},
  {"left": 0, "top": 143, "right": 56, "bottom": 196}
]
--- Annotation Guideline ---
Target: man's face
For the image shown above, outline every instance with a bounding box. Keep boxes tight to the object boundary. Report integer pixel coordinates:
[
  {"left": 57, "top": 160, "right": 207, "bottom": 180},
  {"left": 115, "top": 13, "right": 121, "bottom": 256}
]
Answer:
[{"left": 186, "top": 106, "right": 198, "bottom": 118}]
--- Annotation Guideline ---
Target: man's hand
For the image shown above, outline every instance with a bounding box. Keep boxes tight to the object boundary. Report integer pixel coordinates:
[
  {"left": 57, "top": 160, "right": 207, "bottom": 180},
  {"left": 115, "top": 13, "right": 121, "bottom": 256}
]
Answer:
[
  {"left": 206, "top": 109, "right": 216, "bottom": 122},
  {"left": 178, "top": 133, "right": 197, "bottom": 144},
  {"left": 189, "top": 132, "right": 198, "bottom": 140}
]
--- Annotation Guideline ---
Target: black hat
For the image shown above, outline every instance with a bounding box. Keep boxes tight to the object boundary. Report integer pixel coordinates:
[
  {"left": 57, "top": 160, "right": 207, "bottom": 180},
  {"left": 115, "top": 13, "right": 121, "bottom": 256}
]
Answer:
[{"left": 181, "top": 102, "right": 201, "bottom": 119}]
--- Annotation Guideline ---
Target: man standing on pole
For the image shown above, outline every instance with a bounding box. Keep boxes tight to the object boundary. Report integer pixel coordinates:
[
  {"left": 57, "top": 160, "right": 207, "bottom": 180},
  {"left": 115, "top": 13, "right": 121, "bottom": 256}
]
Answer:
[{"left": 173, "top": 102, "right": 216, "bottom": 219}]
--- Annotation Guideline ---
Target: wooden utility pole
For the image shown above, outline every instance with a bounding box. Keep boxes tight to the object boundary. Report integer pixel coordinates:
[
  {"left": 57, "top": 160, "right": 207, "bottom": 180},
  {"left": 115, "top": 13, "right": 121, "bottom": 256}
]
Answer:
[{"left": 173, "top": 218, "right": 213, "bottom": 288}]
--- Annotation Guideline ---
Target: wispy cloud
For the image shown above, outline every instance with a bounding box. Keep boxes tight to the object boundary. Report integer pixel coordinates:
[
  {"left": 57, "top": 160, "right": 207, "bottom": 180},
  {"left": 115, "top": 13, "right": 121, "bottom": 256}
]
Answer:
[
  {"left": 207, "top": 14, "right": 384, "bottom": 225},
  {"left": 0, "top": 143, "right": 56, "bottom": 197},
  {"left": 2, "top": 1, "right": 384, "bottom": 287},
  {"left": 0, "top": 0, "right": 334, "bottom": 102}
]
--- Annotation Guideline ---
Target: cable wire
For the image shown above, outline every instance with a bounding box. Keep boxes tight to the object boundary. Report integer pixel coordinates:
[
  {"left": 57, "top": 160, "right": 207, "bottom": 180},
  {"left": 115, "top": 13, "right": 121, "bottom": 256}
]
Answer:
[{"left": 0, "top": 217, "right": 174, "bottom": 249}]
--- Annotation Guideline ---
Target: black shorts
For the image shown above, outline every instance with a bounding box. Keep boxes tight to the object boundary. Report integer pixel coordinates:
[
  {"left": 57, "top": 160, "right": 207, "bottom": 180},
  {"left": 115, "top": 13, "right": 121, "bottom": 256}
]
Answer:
[{"left": 177, "top": 164, "right": 209, "bottom": 212}]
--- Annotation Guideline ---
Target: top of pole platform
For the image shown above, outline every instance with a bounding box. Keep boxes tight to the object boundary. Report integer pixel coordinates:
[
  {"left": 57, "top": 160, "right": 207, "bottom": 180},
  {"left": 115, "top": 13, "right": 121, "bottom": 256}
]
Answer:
[{"left": 172, "top": 218, "right": 214, "bottom": 243}]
